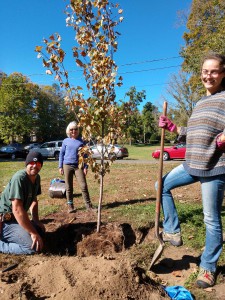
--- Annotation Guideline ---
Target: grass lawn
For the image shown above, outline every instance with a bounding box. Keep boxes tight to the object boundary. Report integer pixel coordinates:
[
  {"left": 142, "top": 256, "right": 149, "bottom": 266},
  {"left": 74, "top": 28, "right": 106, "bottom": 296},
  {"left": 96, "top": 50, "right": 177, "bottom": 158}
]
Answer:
[
  {"left": 0, "top": 144, "right": 225, "bottom": 297},
  {"left": 125, "top": 143, "right": 167, "bottom": 160}
]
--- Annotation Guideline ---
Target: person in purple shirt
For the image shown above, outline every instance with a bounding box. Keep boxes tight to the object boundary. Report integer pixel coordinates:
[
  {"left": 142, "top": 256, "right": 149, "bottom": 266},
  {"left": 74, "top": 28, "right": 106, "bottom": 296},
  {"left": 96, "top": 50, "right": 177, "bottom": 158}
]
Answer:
[{"left": 59, "top": 121, "right": 95, "bottom": 213}]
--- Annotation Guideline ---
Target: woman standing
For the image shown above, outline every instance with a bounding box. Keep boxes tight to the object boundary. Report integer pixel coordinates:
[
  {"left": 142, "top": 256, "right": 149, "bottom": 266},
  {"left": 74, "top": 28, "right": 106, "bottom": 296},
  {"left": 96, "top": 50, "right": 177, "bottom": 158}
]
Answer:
[
  {"left": 158, "top": 53, "right": 225, "bottom": 288},
  {"left": 59, "top": 121, "right": 94, "bottom": 213}
]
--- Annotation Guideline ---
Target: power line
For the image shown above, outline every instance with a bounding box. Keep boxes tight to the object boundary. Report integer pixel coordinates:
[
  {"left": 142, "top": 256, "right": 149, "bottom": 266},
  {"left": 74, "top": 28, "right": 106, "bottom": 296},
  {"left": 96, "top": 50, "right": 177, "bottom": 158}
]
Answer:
[
  {"left": 25, "top": 55, "right": 182, "bottom": 76},
  {"left": 120, "top": 56, "right": 181, "bottom": 67},
  {"left": 1, "top": 64, "right": 181, "bottom": 86},
  {"left": 1, "top": 55, "right": 183, "bottom": 86},
  {"left": 119, "top": 65, "right": 181, "bottom": 75}
]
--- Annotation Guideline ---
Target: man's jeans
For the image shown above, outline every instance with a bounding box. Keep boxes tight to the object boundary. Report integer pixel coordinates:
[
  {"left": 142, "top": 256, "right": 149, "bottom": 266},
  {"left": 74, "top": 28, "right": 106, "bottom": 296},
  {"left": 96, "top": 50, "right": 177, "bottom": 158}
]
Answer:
[
  {"left": 0, "top": 221, "right": 43, "bottom": 255},
  {"left": 159, "top": 164, "right": 225, "bottom": 272}
]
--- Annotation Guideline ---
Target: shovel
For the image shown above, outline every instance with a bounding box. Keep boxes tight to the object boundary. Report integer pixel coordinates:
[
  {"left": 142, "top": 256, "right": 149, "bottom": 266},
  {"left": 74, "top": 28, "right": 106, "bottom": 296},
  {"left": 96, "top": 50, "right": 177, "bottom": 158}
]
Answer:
[{"left": 149, "top": 101, "right": 167, "bottom": 270}]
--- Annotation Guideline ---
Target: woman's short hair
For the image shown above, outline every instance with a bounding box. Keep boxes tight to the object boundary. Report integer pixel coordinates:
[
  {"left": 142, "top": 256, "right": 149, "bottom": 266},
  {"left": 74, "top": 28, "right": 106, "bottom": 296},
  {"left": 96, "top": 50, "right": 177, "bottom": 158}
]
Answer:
[{"left": 66, "top": 121, "right": 78, "bottom": 137}]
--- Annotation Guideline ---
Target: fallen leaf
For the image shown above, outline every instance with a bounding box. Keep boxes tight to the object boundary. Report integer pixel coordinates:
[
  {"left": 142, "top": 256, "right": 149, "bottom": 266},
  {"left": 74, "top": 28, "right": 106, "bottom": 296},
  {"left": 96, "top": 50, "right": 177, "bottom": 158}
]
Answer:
[
  {"left": 204, "top": 287, "right": 214, "bottom": 292},
  {"left": 172, "top": 270, "right": 183, "bottom": 277}
]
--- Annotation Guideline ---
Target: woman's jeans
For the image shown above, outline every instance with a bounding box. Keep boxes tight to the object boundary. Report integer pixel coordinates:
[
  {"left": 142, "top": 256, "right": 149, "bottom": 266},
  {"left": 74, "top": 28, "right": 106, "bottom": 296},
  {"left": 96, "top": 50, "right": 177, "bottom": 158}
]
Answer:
[
  {"left": 0, "top": 221, "right": 44, "bottom": 255},
  {"left": 63, "top": 164, "right": 91, "bottom": 206},
  {"left": 160, "top": 164, "right": 225, "bottom": 272}
]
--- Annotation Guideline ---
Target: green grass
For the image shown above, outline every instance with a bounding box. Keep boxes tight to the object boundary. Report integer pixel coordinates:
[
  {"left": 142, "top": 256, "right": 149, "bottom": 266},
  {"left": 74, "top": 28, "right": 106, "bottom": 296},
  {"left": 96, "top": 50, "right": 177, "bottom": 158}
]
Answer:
[
  {"left": 125, "top": 144, "right": 160, "bottom": 160},
  {"left": 1, "top": 147, "right": 225, "bottom": 298}
]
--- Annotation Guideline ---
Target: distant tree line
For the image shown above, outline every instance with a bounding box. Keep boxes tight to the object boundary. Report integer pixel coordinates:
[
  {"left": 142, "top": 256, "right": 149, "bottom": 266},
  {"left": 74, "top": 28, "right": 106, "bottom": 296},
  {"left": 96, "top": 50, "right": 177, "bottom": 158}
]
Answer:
[
  {"left": 0, "top": 73, "right": 162, "bottom": 145},
  {"left": 0, "top": 72, "right": 74, "bottom": 144}
]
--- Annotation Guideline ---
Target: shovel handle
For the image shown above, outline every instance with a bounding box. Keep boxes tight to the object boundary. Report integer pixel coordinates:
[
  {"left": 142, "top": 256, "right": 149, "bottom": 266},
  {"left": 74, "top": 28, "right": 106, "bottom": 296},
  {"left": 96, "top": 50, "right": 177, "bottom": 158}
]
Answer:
[{"left": 155, "top": 101, "right": 167, "bottom": 238}]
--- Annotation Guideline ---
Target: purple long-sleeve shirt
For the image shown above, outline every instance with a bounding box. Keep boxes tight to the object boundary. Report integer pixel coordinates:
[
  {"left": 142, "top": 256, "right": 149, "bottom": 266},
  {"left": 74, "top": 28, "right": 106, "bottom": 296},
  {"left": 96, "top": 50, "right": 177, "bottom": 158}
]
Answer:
[{"left": 59, "top": 137, "right": 84, "bottom": 168}]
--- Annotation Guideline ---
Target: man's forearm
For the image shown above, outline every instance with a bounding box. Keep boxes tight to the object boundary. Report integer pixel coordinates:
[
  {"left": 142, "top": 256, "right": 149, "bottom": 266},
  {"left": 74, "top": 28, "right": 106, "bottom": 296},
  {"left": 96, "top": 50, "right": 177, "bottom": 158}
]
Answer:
[{"left": 12, "top": 201, "right": 38, "bottom": 235}]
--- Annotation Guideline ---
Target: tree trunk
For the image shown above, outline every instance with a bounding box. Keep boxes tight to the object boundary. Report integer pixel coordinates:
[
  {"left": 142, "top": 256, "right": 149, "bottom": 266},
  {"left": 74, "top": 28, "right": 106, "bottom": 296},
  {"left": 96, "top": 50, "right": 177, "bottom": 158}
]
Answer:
[{"left": 97, "top": 169, "right": 104, "bottom": 232}]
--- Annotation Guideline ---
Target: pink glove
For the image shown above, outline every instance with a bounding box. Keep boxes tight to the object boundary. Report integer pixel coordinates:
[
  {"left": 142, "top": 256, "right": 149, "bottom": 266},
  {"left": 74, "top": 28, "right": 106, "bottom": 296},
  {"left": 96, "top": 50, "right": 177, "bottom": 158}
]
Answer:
[
  {"left": 216, "top": 133, "right": 225, "bottom": 151},
  {"left": 159, "top": 116, "right": 177, "bottom": 132}
]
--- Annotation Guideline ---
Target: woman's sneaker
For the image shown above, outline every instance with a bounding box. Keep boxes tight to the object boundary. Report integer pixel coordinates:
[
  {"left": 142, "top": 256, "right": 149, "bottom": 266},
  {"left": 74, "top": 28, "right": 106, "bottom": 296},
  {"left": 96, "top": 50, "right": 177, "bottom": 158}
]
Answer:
[
  {"left": 86, "top": 203, "right": 97, "bottom": 213},
  {"left": 196, "top": 267, "right": 215, "bottom": 288},
  {"left": 67, "top": 203, "right": 76, "bottom": 213},
  {"left": 162, "top": 232, "right": 183, "bottom": 246}
]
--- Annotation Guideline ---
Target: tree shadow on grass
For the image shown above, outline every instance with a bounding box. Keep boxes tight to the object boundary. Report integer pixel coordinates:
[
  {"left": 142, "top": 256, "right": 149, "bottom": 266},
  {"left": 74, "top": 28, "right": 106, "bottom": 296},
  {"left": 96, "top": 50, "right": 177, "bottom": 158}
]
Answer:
[{"left": 103, "top": 197, "right": 156, "bottom": 209}]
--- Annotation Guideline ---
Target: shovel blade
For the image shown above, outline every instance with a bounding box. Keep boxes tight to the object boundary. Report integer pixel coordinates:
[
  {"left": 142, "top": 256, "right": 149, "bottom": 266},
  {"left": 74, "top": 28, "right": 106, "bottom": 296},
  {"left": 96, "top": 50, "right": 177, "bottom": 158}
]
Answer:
[{"left": 149, "top": 242, "right": 164, "bottom": 270}]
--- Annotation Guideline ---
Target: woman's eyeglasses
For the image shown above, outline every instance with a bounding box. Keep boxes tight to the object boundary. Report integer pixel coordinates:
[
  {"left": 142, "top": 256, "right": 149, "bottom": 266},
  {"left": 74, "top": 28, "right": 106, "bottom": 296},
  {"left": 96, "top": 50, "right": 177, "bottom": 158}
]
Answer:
[
  {"left": 201, "top": 69, "right": 224, "bottom": 77},
  {"left": 70, "top": 128, "right": 78, "bottom": 131}
]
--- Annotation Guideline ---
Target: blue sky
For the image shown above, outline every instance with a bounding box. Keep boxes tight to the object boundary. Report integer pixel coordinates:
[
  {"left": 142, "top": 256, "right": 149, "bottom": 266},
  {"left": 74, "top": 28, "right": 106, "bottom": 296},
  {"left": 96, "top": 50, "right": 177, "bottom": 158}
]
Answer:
[{"left": 0, "top": 0, "right": 191, "bottom": 110}]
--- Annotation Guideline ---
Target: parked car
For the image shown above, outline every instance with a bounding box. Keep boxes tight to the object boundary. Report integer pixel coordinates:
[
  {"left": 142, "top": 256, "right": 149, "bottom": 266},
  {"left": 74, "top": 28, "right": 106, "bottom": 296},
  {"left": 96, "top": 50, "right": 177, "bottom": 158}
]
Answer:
[
  {"left": 152, "top": 143, "right": 186, "bottom": 161},
  {"left": 8, "top": 143, "right": 24, "bottom": 149},
  {"left": 29, "top": 140, "right": 63, "bottom": 160},
  {"left": 0, "top": 145, "right": 27, "bottom": 160},
  {"left": 24, "top": 143, "right": 41, "bottom": 151},
  {"left": 90, "top": 144, "right": 129, "bottom": 160}
]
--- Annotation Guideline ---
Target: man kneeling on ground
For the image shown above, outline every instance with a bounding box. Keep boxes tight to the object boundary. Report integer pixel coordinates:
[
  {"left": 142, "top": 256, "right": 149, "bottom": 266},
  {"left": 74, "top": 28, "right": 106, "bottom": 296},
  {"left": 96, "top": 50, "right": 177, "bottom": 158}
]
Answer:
[{"left": 0, "top": 152, "right": 45, "bottom": 254}]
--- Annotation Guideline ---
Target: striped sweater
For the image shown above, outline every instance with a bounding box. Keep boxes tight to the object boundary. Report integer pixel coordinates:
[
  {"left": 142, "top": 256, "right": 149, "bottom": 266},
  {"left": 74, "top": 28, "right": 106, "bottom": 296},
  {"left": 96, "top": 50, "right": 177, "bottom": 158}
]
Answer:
[{"left": 183, "top": 90, "right": 225, "bottom": 177}]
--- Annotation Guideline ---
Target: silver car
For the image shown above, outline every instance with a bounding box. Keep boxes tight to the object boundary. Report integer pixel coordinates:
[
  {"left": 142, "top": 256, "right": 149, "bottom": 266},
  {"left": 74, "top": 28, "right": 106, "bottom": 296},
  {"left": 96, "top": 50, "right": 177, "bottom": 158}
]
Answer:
[
  {"left": 90, "top": 144, "right": 129, "bottom": 160},
  {"left": 30, "top": 140, "right": 63, "bottom": 160}
]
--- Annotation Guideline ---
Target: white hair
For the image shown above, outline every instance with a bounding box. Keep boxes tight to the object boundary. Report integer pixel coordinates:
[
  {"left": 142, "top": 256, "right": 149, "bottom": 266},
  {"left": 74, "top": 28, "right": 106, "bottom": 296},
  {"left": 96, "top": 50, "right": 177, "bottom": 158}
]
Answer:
[{"left": 66, "top": 121, "right": 78, "bottom": 137}]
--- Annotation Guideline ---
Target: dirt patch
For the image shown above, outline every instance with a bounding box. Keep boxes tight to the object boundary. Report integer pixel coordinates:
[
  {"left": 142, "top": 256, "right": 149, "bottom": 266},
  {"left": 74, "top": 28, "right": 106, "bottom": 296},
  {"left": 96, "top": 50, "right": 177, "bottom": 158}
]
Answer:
[
  {"left": 0, "top": 211, "right": 169, "bottom": 300},
  {"left": 1, "top": 169, "right": 225, "bottom": 299},
  {"left": 1, "top": 208, "right": 225, "bottom": 299},
  {"left": 1, "top": 255, "right": 168, "bottom": 300}
]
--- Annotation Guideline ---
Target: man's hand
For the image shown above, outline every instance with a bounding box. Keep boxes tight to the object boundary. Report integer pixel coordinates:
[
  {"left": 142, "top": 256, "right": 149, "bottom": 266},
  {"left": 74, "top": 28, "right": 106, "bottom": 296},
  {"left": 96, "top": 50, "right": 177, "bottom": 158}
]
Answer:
[{"left": 30, "top": 233, "right": 44, "bottom": 252}]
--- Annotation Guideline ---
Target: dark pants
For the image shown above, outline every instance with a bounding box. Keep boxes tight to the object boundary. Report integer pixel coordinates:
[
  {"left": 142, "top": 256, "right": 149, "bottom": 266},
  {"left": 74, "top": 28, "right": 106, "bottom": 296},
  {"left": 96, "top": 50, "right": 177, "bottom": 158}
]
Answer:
[{"left": 63, "top": 164, "right": 91, "bottom": 207}]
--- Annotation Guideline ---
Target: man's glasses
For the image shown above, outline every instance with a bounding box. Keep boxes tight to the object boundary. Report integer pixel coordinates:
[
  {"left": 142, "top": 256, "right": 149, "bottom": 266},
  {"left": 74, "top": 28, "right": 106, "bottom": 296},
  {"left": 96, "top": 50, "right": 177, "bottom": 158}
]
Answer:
[
  {"left": 29, "top": 161, "right": 42, "bottom": 168},
  {"left": 70, "top": 128, "right": 78, "bottom": 131}
]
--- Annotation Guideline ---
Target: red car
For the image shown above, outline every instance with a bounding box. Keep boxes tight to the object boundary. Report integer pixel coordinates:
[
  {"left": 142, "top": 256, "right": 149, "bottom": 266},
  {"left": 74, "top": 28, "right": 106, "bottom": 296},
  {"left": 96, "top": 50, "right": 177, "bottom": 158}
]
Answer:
[{"left": 152, "top": 143, "right": 186, "bottom": 161}]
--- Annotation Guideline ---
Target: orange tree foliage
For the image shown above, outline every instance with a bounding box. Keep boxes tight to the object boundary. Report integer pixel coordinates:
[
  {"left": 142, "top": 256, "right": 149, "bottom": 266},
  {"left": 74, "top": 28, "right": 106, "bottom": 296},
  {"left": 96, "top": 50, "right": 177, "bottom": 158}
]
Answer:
[
  {"left": 35, "top": 1, "right": 133, "bottom": 176},
  {"left": 35, "top": 1, "right": 134, "bottom": 231}
]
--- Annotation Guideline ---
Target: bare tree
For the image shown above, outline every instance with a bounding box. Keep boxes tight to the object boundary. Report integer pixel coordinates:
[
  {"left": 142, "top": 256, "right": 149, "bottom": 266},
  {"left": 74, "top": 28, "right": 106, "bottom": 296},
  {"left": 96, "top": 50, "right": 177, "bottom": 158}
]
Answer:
[{"left": 162, "top": 71, "right": 199, "bottom": 126}]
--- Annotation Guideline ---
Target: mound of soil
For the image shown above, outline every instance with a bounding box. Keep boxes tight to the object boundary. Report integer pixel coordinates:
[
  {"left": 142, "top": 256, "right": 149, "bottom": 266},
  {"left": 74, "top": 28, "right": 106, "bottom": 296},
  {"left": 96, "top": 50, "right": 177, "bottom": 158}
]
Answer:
[
  {"left": 0, "top": 211, "right": 168, "bottom": 299},
  {"left": 1, "top": 255, "right": 169, "bottom": 300},
  {"left": 1, "top": 209, "right": 225, "bottom": 299},
  {"left": 77, "top": 223, "right": 125, "bottom": 256}
]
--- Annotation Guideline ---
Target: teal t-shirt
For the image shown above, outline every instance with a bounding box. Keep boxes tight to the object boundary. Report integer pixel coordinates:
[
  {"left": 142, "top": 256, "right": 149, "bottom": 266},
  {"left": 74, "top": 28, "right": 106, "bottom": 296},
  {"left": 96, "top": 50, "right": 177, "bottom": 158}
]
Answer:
[{"left": 0, "top": 169, "right": 41, "bottom": 213}]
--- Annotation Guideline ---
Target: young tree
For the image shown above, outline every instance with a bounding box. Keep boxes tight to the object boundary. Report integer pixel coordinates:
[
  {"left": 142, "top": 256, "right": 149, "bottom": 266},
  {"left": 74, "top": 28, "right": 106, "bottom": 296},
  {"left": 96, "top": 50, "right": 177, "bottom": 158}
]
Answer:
[{"left": 35, "top": 0, "right": 131, "bottom": 232}]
